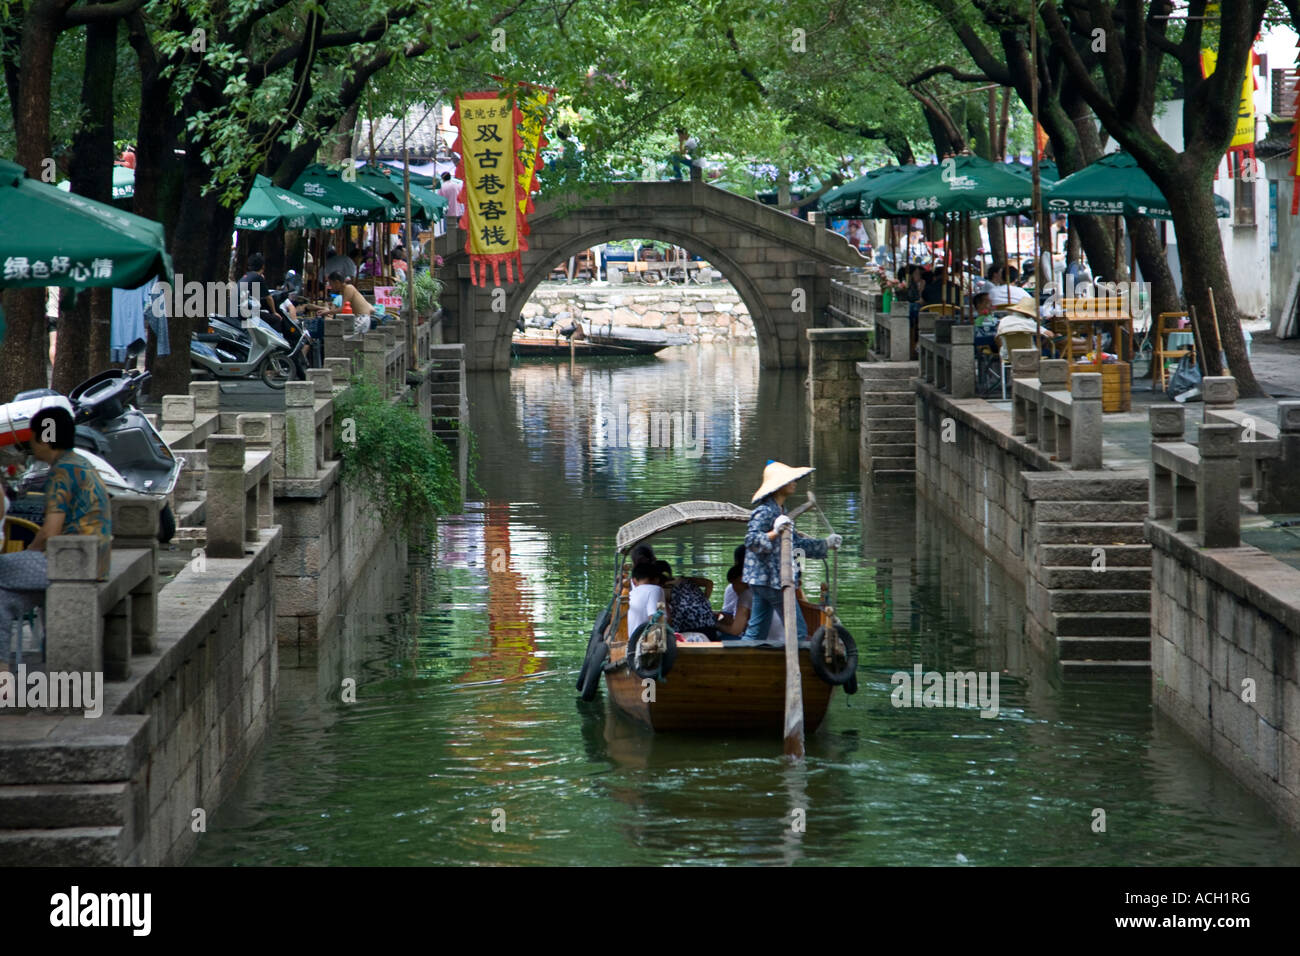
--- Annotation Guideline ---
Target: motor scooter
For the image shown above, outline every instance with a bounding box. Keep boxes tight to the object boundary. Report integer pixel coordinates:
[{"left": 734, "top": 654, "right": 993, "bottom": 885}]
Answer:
[
  {"left": 190, "top": 310, "right": 294, "bottom": 389},
  {"left": 1, "top": 367, "right": 184, "bottom": 543}
]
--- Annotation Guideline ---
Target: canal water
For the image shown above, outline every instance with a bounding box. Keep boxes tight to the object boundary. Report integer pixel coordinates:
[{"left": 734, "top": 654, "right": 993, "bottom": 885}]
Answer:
[{"left": 191, "top": 346, "right": 1300, "bottom": 866}]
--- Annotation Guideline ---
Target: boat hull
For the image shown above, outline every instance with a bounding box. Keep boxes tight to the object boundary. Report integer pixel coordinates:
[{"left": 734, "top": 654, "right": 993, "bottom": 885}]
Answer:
[
  {"left": 511, "top": 337, "right": 667, "bottom": 357},
  {"left": 603, "top": 644, "right": 835, "bottom": 733}
]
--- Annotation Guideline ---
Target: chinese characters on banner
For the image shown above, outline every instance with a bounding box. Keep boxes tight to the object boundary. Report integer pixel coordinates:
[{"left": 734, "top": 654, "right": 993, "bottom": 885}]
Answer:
[
  {"left": 452, "top": 91, "right": 529, "bottom": 286},
  {"left": 516, "top": 85, "right": 553, "bottom": 219}
]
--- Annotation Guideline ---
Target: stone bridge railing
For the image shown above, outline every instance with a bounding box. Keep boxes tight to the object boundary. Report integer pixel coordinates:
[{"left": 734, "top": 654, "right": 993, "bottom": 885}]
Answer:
[{"left": 827, "top": 273, "right": 877, "bottom": 328}]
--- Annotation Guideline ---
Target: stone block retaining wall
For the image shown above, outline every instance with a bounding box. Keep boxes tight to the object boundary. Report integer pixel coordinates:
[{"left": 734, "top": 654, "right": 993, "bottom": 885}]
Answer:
[{"left": 1147, "top": 520, "right": 1300, "bottom": 830}]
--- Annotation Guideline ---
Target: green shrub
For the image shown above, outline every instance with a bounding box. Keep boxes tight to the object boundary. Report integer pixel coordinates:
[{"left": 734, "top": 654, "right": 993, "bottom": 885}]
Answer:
[{"left": 334, "top": 379, "right": 461, "bottom": 538}]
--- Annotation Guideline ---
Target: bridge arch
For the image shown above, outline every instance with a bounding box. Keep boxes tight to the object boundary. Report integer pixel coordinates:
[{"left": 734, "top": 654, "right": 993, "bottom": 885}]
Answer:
[{"left": 437, "top": 180, "right": 864, "bottom": 371}]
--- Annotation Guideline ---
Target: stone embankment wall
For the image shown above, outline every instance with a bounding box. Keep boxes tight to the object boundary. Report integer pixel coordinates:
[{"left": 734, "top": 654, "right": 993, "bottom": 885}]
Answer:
[
  {"left": 522, "top": 283, "right": 755, "bottom": 344},
  {"left": 1147, "top": 522, "right": 1300, "bottom": 830}
]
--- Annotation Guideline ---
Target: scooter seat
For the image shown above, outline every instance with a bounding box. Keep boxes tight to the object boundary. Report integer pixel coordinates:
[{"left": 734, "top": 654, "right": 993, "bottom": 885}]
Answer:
[{"left": 192, "top": 333, "right": 225, "bottom": 344}]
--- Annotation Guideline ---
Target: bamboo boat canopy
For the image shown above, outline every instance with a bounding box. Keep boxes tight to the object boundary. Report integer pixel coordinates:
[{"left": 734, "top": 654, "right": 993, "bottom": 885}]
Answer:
[{"left": 616, "top": 501, "right": 752, "bottom": 553}]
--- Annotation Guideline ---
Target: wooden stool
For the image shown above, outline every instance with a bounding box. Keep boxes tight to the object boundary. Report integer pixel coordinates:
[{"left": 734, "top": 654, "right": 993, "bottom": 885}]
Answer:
[{"left": 1153, "top": 311, "right": 1192, "bottom": 390}]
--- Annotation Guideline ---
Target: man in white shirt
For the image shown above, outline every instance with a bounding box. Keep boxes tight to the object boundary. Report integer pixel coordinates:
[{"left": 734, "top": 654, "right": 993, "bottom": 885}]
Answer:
[
  {"left": 978, "top": 262, "right": 1029, "bottom": 307},
  {"left": 627, "top": 562, "right": 666, "bottom": 636}
]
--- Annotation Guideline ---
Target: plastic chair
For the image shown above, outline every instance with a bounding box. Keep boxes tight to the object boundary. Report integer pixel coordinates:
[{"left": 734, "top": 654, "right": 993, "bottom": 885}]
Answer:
[
  {"left": 2, "top": 515, "right": 40, "bottom": 553},
  {"left": 996, "top": 330, "right": 1038, "bottom": 399}
]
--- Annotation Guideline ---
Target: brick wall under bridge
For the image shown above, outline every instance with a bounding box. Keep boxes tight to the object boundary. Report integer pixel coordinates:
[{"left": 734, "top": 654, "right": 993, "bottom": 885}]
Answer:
[{"left": 436, "top": 179, "right": 866, "bottom": 370}]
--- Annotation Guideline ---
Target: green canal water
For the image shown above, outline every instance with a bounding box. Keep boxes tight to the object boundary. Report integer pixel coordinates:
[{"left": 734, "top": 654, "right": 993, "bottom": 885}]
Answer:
[{"left": 191, "top": 346, "right": 1300, "bottom": 866}]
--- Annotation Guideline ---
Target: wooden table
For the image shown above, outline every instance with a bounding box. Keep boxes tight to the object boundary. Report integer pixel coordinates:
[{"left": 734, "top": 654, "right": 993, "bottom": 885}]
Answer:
[{"left": 1045, "top": 298, "right": 1135, "bottom": 412}]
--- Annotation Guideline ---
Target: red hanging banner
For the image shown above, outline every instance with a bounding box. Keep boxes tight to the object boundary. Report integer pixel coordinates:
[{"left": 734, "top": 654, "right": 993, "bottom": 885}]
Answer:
[{"left": 451, "top": 90, "right": 529, "bottom": 286}]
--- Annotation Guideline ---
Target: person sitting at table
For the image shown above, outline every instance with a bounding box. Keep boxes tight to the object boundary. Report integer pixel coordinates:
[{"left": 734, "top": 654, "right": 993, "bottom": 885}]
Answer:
[
  {"left": 392, "top": 251, "right": 408, "bottom": 284},
  {"left": 328, "top": 272, "right": 373, "bottom": 335},
  {"left": 979, "top": 262, "right": 1029, "bottom": 307},
  {"left": 0, "top": 406, "right": 113, "bottom": 642}
]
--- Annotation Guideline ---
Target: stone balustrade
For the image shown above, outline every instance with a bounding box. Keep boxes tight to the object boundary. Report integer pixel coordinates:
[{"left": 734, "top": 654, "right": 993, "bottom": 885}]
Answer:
[
  {"left": 873, "top": 313, "right": 911, "bottom": 363},
  {"left": 1148, "top": 407, "right": 1241, "bottom": 548},
  {"left": 827, "top": 274, "right": 876, "bottom": 328},
  {"left": 1198, "top": 376, "right": 1300, "bottom": 513},
  {"left": 916, "top": 324, "right": 974, "bottom": 398},
  {"left": 1010, "top": 357, "right": 1103, "bottom": 469},
  {"left": 42, "top": 494, "right": 160, "bottom": 686},
  {"left": 204, "top": 434, "right": 273, "bottom": 559}
]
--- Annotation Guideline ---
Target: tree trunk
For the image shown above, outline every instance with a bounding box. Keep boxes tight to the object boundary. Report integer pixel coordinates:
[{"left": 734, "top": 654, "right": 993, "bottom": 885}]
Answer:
[
  {"left": 0, "top": 1, "right": 69, "bottom": 397},
  {"left": 1163, "top": 174, "right": 1261, "bottom": 394},
  {"left": 55, "top": 17, "right": 118, "bottom": 391}
]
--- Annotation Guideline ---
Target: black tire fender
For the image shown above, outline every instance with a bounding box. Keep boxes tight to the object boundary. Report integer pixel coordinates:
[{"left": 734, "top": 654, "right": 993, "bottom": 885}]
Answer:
[
  {"left": 579, "top": 641, "right": 607, "bottom": 701},
  {"left": 577, "top": 602, "right": 613, "bottom": 690},
  {"left": 627, "top": 619, "right": 676, "bottom": 680},
  {"left": 809, "top": 622, "right": 858, "bottom": 686}
]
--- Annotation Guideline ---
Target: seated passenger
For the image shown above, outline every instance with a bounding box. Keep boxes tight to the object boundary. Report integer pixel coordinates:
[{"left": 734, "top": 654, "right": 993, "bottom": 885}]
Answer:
[
  {"left": 0, "top": 406, "right": 113, "bottom": 640},
  {"left": 667, "top": 567, "right": 719, "bottom": 640},
  {"left": 656, "top": 558, "right": 713, "bottom": 600},
  {"left": 626, "top": 561, "right": 666, "bottom": 636},
  {"left": 716, "top": 566, "right": 786, "bottom": 642}
]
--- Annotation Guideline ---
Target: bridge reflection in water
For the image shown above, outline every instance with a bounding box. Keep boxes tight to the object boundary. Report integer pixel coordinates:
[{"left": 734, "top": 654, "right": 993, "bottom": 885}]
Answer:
[{"left": 189, "top": 347, "right": 1300, "bottom": 867}]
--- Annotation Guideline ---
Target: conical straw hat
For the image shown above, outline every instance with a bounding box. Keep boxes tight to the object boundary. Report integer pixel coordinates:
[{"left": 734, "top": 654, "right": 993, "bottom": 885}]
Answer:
[{"left": 751, "top": 460, "right": 814, "bottom": 504}]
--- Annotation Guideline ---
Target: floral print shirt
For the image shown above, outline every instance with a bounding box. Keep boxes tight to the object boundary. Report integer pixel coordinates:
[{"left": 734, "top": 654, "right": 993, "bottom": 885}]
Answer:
[
  {"left": 45, "top": 451, "right": 113, "bottom": 578},
  {"left": 742, "top": 496, "right": 827, "bottom": 590}
]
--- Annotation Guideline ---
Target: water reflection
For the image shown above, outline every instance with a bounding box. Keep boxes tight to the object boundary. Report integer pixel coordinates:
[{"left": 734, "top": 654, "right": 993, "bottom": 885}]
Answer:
[{"left": 190, "top": 346, "right": 1300, "bottom": 867}]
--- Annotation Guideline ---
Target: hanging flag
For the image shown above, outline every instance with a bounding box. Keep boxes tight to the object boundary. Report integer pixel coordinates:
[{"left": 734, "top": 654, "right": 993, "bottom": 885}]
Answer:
[
  {"left": 515, "top": 84, "right": 553, "bottom": 220},
  {"left": 1034, "top": 122, "right": 1049, "bottom": 161},
  {"left": 452, "top": 90, "right": 529, "bottom": 286}
]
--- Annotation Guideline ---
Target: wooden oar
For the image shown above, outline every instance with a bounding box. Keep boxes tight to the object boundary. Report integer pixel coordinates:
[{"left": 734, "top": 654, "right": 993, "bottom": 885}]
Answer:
[{"left": 781, "top": 524, "right": 805, "bottom": 759}]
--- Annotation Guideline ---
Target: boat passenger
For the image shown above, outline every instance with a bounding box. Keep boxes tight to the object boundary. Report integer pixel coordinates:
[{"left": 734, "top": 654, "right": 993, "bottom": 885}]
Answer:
[
  {"left": 716, "top": 566, "right": 786, "bottom": 642},
  {"left": 742, "top": 461, "right": 842, "bottom": 643},
  {"left": 666, "top": 568, "right": 719, "bottom": 640},
  {"left": 626, "top": 561, "right": 667, "bottom": 637}
]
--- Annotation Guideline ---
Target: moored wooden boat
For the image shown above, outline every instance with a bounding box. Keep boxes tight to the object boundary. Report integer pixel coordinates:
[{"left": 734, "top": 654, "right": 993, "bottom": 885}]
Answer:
[
  {"left": 511, "top": 331, "right": 668, "bottom": 357},
  {"left": 578, "top": 500, "right": 856, "bottom": 735}
]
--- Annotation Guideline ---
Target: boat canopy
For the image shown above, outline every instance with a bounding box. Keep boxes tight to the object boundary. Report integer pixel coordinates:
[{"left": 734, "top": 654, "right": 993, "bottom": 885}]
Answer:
[{"left": 616, "top": 501, "right": 752, "bottom": 553}]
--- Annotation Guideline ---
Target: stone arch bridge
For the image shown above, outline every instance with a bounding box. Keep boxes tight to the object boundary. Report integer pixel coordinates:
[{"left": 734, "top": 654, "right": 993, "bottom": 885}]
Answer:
[{"left": 436, "top": 180, "right": 865, "bottom": 370}]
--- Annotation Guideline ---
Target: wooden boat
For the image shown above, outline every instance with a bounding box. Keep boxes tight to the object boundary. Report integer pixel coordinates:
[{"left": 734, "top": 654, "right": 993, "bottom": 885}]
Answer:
[
  {"left": 511, "top": 328, "right": 671, "bottom": 357},
  {"left": 578, "top": 501, "right": 856, "bottom": 734},
  {"left": 579, "top": 320, "right": 690, "bottom": 351}
]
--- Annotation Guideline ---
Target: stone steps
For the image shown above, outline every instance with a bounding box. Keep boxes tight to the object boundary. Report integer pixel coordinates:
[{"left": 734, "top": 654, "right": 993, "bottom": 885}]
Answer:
[
  {"left": 1053, "top": 610, "right": 1151, "bottom": 637},
  {"left": 0, "top": 826, "right": 126, "bottom": 865},
  {"left": 1034, "top": 501, "right": 1149, "bottom": 522},
  {"left": 1035, "top": 521, "right": 1147, "bottom": 545},
  {"left": 1048, "top": 589, "right": 1151, "bottom": 612},
  {"left": 0, "top": 782, "right": 131, "bottom": 829},
  {"left": 1041, "top": 566, "right": 1153, "bottom": 589},
  {"left": 1060, "top": 658, "right": 1152, "bottom": 676},
  {"left": 865, "top": 405, "right": 914, "bottom": 421},
  {"left": 1058, "top": 635, "right": 1152, "bottom": 661},
  {"left": 1038, "top": 544, "right": 1152, "bottom": 567},
  {"left": 862, "top": 390, "right": 915, "bottom": 405},
  {"left": 870, "top": 443, "right": 915, "bottom": 459},
  {"left": 869, "top": 456, "right": 916, "bottom": 471}
]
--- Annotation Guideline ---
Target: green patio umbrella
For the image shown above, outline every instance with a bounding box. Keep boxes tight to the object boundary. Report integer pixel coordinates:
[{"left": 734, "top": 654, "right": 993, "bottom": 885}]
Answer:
[
  {"left": 1045, "top": 151, "right": 1230, "bottom": 219},
  {"left": 235, "top": 174, "right": 345, "bottom": 230},
  {"left": 55, "top": 165, "right": 135, "bottom": 204},
  {"left": 0, "top": 158, "right": 171, "bottom": 289},
  {"left": 819, "top": 163, "right": 928, "bottom": 218},
  {"left": 290, "top": 164, "right": 394, "bottom": 221},
  {"left": 354, "top": 165, "right": 445, "bottom": 222},
  {"left": 874, "top": 154, "right": 1034, "bottom": 217}
]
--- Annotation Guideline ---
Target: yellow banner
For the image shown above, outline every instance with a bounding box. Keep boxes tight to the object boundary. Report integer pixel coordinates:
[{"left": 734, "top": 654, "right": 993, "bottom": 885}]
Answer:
[
  {"left": 1200, "top": 5, "right": 1256, "bottom": 151},
  {"left": 517, "top": 88, "right": 551, "bottom": 217},
  {"left": 453, "top": 91, "right": 527, "bottom": 285}
]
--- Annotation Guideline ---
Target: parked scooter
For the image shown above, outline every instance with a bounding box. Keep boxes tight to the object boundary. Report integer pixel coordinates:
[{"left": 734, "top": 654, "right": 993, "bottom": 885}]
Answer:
[
  {"left": 190, "top": 309, "right": 294, "bottom": 389},
  {"left": 206, "top": 310, "right": 311, "bottom": 381},
  {"left": 1, "top": 367, "right": 184, "bottom": 543}
]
